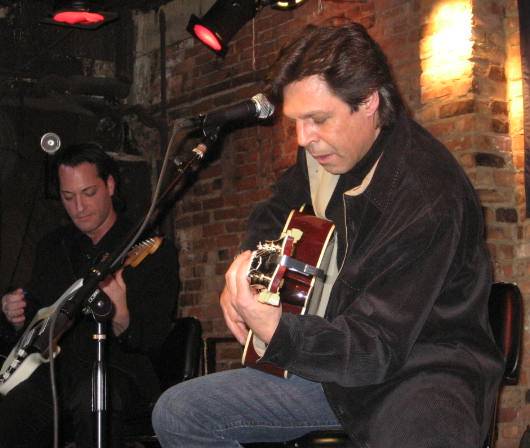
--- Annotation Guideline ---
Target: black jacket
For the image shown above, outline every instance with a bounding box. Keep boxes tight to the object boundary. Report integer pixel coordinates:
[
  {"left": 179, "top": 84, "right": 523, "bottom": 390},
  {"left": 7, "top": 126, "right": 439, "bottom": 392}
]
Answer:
[{"left": 243, "top": 113, "right": 504, "bottom": 447}]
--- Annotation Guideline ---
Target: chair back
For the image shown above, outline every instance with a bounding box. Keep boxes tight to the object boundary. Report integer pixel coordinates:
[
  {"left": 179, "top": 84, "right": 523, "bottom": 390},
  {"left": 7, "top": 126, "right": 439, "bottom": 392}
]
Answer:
[
  {"left": 123, "top": 317, "right": 203, "bottom": 446},
  {"left": 488, "top": 282, "right": 523, "bottom": 384},
  {"left": 154, "top": 316, "right": 203, "bottom": 391},
  {"left": 484, "top": 282, "right": 523, "bottom": 448}
]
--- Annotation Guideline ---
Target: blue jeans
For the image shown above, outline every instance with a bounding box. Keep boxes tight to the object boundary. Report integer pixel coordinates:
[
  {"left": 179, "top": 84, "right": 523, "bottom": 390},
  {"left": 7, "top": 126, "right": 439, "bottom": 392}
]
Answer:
[{"left": 152, "top": 367, "right": 342, "bottom": 447}]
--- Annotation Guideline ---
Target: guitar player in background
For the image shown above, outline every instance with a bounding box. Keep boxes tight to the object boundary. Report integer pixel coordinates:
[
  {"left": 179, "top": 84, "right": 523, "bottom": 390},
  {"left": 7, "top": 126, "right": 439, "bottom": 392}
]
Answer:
[
  {"left": 153, "top": 21, "right": 504, "bottom": 448},
  {"left": 0, "top": 143, "right": 179, "bottom": 447}
]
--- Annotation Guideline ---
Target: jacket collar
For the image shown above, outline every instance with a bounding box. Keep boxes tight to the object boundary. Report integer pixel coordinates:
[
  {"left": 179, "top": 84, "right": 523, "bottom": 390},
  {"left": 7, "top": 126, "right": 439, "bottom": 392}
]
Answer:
[{"left": 339, "top": 111, "right": 411, "bottom": 211}]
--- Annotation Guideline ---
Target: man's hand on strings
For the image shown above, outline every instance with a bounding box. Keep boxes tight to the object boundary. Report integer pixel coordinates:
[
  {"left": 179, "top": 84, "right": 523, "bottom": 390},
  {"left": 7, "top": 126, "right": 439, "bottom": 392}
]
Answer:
[
  {"left": 220, "top": 251, "right": 282, "bottom": 346},
  {"left": 100, "top": 270, "right": 130, "bottom": 336}
]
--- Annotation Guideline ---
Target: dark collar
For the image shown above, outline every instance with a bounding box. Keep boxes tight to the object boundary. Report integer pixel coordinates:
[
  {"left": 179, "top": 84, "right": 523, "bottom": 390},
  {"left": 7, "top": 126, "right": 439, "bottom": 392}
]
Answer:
[
  {"left": 363, "top": 112, "right": 412, "bottom": 212},
  {"left": 74, "top": 217, "right": 132, "bottom": 254},
  {"left": 339, "top": 112, "right": 412, "bottom": 211},
  {"left": 337, "top": 119, "right": 395, "bottom": 192},
  {"left": 63, "top": 216, "right": 133, "bottom": 277}
]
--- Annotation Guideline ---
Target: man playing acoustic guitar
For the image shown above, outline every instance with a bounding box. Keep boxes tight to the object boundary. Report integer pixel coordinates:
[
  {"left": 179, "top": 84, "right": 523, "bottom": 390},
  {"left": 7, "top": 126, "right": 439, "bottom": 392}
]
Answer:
[
  {"left": 0, "top": 143, "right": 179, "bottom": 447},
  {"left": 153, "top": 22, "right": 504, "bottom": 448}
]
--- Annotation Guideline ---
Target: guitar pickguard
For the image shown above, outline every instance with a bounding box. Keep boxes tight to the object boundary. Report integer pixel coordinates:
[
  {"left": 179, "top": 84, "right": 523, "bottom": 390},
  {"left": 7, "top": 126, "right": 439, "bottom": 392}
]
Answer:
[{"left": 0, "top": 277, "right": 83, "bottom": 395}]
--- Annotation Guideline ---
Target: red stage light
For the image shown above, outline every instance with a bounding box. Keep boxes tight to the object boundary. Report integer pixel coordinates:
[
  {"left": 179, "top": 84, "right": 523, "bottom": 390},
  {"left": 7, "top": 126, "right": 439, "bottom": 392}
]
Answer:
[
  {"left": 193, "top": 24, "right": 222, "bottom": 52},
  {"left": 42, "top": 1, "right": 118, "bottom": 30},
  {"left": 53, "top": 11, "right": 105, "bottom": 25},
  {"left": 186, "top": 1, "right": 256, "bottom": 56}
]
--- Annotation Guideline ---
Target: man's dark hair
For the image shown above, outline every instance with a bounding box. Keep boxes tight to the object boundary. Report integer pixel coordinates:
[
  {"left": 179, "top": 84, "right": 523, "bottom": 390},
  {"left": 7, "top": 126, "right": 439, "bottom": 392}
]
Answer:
[
  {"left": 269, "top": 22, "right": 403, "bottom": 128},
  {"left": 52, "top": 142, "right": 124, "bottom": 211}
]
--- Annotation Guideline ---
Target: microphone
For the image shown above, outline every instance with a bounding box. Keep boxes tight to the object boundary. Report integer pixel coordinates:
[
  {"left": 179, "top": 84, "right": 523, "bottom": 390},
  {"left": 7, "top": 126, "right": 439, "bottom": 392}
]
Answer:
[
  {"left": 40, "top": 132, "right": 61, "bottom": 155},
  {"left": 175, "top": 93, "right": 275, "bottom": 130},
  {"left": 203, "top": 93, "right": 275, "bottom": 129}
]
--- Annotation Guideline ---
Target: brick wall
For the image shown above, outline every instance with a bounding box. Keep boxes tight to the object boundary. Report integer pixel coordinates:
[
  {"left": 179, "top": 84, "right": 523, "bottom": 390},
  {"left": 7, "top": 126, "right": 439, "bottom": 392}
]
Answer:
[{"left": 132, "top": 0, "right": 528, "bottom": 444}]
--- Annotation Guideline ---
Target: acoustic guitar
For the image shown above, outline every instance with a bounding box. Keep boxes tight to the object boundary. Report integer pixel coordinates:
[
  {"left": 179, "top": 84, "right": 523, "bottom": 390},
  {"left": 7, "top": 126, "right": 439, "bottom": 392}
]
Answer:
[{"left": 242, "top": 208, "right": 336, "bottom": 377}]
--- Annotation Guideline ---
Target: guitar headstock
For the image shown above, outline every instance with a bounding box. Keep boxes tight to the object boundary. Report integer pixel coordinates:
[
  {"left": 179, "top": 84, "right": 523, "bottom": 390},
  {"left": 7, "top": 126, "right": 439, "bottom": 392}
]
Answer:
[
  {"left": 248, "top": 226, "right": 303, "bottom": 289},
  {"left": 125, "top": 237, "right": 163, "bottom": 268},
  {"left": 248, "top": 240, "right": 282, "bottom": 289},
  {"left": 246, "top": 229, "right": 302, "bottom": 306}
]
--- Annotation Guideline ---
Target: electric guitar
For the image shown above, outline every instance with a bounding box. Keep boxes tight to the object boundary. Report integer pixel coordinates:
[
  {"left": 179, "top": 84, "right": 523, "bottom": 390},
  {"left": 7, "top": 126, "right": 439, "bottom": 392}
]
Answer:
[
  {"left": 0, "top": 236, "right": 163, "bottom": 395},
  {"left": 242, "top": 208, "right": 336, "bottom": 377}
]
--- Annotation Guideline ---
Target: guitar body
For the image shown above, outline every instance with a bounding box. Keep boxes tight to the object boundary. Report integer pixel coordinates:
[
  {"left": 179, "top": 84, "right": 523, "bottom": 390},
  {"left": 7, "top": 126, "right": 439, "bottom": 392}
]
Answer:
[
  {"left": 242, "top": 209, "right": 336, "bottom": 377},
  {"left": 0, "top": 278, "right": 84, "bottom": 395},
  {"left": 0, "top": 236, "right": 162, "bottom": 395}
]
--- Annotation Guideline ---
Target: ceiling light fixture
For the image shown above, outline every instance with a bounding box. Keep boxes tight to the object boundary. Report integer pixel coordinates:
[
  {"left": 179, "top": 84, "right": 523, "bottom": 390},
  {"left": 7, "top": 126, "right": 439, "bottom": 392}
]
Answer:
[
  {"left": 269, "top": 0, "right": 307, "bottom": 10},
  {"left": 187, "top": 0, "right": 307, "bottom": 56},
  {"left": 42, "top": 0, "right": 118, "bottom": 30},
  {"left": 187, "top": 0, "right": 257, "bottom": 56}
]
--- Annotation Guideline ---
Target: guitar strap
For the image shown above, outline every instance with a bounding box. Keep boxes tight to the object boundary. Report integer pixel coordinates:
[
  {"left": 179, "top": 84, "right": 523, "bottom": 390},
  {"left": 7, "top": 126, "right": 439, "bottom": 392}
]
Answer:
[{"left": 305, "top": 152, "right": 383, "bottom": 317}]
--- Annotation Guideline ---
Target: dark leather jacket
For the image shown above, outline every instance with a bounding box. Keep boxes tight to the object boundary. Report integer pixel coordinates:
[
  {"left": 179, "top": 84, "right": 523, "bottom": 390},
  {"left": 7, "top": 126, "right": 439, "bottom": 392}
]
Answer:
[{"left": 243, "top": 112, "right": 504, "bottom": 447}]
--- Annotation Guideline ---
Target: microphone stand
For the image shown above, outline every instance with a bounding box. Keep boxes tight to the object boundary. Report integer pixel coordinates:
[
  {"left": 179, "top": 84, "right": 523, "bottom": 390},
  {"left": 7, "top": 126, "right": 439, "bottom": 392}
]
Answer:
[
  {"left": 36, "top": 124, "right": 221, "bottom": 448},
  {"left": 86, "top": 289, "right": 113, "bottom": 448}
]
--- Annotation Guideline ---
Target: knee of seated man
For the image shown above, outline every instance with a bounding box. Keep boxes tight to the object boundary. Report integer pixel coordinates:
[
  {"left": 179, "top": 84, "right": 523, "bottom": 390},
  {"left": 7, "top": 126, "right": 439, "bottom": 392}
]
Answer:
[
  {"left": 153, "top": 382, "right": 189, "bottom": 417},
  {"left": 152, "top": 381, "right": 205, "bottom": 432}
]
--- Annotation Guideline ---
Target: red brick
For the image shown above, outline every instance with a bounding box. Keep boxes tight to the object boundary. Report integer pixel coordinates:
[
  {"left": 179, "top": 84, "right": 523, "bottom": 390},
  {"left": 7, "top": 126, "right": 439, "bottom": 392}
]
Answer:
[{"left": 439, "top": 100, "right": 476, "bottom": 118}]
